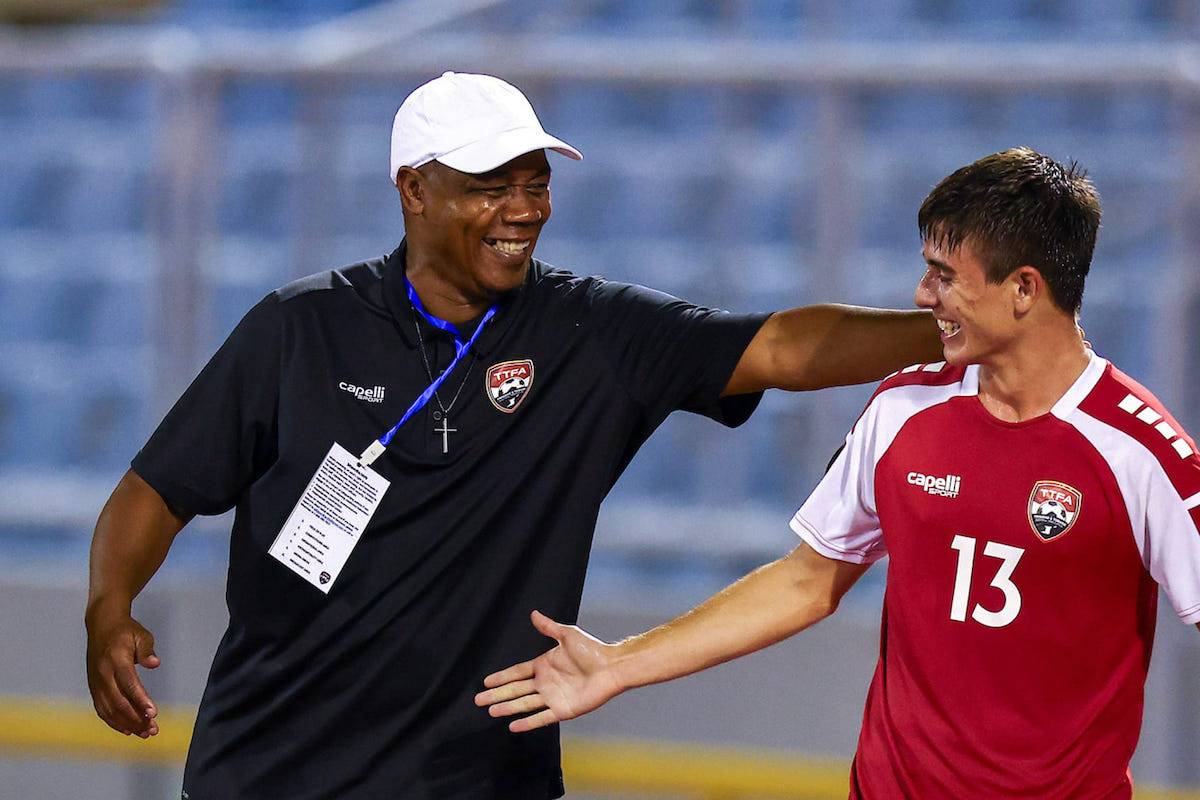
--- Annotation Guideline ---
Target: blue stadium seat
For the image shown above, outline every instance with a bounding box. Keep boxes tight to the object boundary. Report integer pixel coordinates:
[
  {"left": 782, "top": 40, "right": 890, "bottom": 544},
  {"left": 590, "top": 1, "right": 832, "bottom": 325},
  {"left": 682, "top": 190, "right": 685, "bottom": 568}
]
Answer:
[
  {"left": 67, "top": 383, "right": 146, "bottom": 470},
  {"left": 217, "top": 167, "right": 294, "bottom": 236},
  {"left": 62, "top": 166, "right": 146, "bottom": 233},
  {"left": 0, "top": 374, "right": 72, "bottom": 468},
  {"left": 85, "top": 278, "right": 150, "bottom": 349},
  {"left": 9, "top": 164, "right": 70, "bottom": 230},
  {"left": 737, "top": 0, "right": 805, "bottom": 36},
  {"left": 223, "top": 80, "right": 299, "bottom": 124}
]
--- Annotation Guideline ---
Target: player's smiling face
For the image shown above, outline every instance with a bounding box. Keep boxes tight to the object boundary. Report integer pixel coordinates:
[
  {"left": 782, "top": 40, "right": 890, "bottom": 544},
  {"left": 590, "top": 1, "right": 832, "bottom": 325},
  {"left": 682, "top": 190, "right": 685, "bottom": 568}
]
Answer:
[
  {"left": 914, "top": 237, "right": 1015, "bottom": 367},
  {"left": 415, "top": 150, "right": 552, "bottom": 309}
]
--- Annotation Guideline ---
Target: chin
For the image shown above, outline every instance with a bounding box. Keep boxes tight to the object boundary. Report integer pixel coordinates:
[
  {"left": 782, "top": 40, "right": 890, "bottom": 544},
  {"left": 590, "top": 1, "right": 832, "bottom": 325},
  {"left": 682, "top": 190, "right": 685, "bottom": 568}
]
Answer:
[{"left": 941, "top": 345, "right": 969, "bottom": 366}]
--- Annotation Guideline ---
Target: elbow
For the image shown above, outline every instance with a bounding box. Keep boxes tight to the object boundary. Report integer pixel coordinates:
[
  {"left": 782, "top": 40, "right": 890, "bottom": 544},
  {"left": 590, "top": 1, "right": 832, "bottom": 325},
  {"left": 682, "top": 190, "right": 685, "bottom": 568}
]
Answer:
[
  {"left": 785, "top": 585, "right": 841, "bottom": 634},
  {"left": 811, "top": 593, "right": 842, "bottom": 624}
]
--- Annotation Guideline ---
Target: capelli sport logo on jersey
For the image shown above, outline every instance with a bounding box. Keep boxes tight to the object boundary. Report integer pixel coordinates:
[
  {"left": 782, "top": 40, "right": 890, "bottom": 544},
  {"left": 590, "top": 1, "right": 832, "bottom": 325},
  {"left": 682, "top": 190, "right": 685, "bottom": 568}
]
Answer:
[
  {"left": 339, "top": 382, "right": 386, "bottom": 403},
  {"left": 486, "top": 359, "right": 533, "bottom": 412},
  {"left": 1028, "top": 481, "right": 1082, "bottom": 542},
  {"left": 907, "top": 471, "right": 962, "bottom": 498}
]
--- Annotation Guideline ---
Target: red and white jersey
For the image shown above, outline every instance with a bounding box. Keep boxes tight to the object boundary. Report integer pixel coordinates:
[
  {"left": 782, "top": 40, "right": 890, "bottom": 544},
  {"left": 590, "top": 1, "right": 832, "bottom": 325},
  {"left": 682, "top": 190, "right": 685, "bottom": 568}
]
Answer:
[{"left": 791, "top": 351, "right": 1200, "bottom": 800}]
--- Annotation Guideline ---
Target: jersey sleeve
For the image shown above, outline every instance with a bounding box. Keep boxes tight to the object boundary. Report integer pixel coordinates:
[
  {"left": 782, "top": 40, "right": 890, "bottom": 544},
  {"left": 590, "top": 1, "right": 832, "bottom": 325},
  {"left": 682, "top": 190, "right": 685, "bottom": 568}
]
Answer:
[
  {"left": 584, "top": 279, "right": 770, "bottom": 427},
  {"left": 1071, "top": 366, "right": 1200, "bottom": 625},
  {"left": 131, "top": 294, "right": 283, "bottom": 516},
  {"left": 1142, "top": 466, "right": 1200, "bottom": 624},
  {"left": 789, "top": 395, "right": 890, "bottom": 564}
]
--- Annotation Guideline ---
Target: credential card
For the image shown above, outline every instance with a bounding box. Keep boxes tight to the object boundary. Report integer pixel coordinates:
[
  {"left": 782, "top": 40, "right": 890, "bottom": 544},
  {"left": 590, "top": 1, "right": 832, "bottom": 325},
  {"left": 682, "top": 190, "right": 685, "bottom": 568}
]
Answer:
[{"left": 268, "top": 442, "right": 390, "bottom": 593}]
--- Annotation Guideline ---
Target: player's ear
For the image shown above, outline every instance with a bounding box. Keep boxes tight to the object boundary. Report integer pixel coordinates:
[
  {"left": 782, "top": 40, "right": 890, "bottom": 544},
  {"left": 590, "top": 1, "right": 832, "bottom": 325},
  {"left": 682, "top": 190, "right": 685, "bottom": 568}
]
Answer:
[{"left": 1011, "top": 266, "right": 1042, "bottom": 316}]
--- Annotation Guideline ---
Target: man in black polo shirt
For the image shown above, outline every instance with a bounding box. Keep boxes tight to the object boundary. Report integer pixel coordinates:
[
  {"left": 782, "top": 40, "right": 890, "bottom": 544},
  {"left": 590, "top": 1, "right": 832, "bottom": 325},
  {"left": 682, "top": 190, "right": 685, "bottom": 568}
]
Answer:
[{"left": 85, "top": 72, "right": 941, "bottom": 799}]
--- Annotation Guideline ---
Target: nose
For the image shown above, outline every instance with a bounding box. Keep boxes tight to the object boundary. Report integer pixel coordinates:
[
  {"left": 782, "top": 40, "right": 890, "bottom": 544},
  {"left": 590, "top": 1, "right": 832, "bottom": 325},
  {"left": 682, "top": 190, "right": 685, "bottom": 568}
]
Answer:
[
  {"left": 914, "top": 267, "right": 937, "bottom": 309},
  {"left": 501, "top": 187, "right": 549, "bottom": 225}
]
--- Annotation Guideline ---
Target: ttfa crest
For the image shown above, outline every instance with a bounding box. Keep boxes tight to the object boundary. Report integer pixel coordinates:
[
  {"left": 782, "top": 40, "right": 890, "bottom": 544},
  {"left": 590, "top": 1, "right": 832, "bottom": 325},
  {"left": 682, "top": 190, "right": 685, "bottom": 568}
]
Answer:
[
  {"left": 486, "top": 359, "right": 534, "bottom": 413},
  {"left": 1027, "top": 481, "right": 1082, "bottom": 542}
]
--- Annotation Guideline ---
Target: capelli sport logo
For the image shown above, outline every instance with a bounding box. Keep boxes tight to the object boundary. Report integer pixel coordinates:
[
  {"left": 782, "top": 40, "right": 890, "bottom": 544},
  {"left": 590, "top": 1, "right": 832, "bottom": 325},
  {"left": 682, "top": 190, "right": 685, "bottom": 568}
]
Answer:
[
  {"left": 907, "top": 471, "right": 962, "bottom": 498},
  {"left": 339, "top": 381, "right": 385, "bottom": 403}
]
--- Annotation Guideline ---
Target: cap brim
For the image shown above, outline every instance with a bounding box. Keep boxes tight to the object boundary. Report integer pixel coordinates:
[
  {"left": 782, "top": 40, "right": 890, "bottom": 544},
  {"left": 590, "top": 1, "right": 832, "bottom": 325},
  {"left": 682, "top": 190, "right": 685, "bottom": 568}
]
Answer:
[{"left": 436, "top": 128, "right": 583, "bottom": 174}]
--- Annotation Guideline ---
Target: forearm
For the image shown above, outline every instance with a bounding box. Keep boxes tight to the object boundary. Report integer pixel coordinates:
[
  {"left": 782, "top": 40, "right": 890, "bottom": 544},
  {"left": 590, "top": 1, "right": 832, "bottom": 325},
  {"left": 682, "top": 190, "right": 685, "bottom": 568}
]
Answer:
[
  {"left": 86, "top": 470, "right": 190, "bottom": 623},
  {"left": 725, "top": 305, "right": 942, "bottom": 395},
  {"left": 606, "top": 545, "right": 866, "bottom": 693}
]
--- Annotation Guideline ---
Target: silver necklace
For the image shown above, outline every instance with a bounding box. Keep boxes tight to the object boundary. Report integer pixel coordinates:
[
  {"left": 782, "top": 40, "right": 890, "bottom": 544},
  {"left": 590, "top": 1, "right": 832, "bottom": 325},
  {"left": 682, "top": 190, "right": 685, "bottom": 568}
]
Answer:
[{"left": 413, "top": 308, "right": 475, "bottom": 454}]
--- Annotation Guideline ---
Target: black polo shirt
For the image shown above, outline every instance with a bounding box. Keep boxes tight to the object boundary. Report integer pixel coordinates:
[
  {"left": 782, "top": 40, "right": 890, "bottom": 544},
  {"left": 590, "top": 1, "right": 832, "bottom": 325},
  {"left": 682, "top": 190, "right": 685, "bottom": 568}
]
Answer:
[{"left": 133, "top": 242, "right": 768, "bottom": 800}]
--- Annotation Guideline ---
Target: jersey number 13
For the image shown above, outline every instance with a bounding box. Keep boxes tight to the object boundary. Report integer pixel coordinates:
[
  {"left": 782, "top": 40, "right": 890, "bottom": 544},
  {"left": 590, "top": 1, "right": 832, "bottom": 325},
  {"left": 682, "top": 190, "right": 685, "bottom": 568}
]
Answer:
[{"left": 949, "top": 535, "right": 1026, "bottom": 628}]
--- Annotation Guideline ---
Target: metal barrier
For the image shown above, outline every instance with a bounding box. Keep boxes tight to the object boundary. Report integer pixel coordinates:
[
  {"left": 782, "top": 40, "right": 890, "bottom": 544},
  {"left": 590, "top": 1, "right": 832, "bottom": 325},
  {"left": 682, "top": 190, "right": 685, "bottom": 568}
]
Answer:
[{"left": 2, "top": 695, "right": 1196, "bottom": 800}]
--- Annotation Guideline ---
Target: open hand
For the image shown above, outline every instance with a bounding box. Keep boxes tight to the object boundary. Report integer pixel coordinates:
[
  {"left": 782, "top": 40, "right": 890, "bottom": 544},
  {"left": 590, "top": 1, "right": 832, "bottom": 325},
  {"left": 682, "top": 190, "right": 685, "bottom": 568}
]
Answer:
[{"left": 475, "top": 610, "right": 624, "bottom": 732}]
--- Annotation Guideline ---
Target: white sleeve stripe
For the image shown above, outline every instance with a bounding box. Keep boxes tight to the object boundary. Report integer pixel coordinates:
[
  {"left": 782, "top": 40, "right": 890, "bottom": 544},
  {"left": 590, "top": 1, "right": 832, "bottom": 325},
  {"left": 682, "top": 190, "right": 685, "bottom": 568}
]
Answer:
[
  {"left": 1118, "top": 394, "right": 1143, "bottom": 414},
  {"left": 1173, "top": 439, "right": 1195, "bottom": 459},
  {"left": 1138, "top": 407, "right": 1164, "bottom": 425},
  {"left": 1185, "top": 491, "right": 1200, "bottom": 510}
]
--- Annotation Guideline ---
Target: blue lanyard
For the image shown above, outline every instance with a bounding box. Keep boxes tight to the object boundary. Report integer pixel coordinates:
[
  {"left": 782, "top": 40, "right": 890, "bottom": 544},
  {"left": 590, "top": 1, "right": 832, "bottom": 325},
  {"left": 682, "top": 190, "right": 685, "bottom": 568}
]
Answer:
[{"left": 358, "top": 275, "right": 498, "bottom": 465}]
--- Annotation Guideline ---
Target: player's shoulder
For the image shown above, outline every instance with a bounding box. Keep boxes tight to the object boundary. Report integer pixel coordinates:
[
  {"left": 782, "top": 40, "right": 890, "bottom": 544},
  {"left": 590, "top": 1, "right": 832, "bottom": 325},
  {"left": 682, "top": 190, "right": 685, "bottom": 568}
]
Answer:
[
  {"left": 1076, "top": 360, "right": 1199, "bottom": 464},
  {"left": 871, "top": 361, "right": 966, "bottom": 403},
  {"left": 843, "top": 362, "right": 968, "bottom": 436}
]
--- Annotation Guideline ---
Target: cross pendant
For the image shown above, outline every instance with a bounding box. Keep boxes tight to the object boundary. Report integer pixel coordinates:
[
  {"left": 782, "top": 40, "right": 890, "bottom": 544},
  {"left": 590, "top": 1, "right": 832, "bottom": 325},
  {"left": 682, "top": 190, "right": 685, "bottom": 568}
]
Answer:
[{"left": 434, "top": 416, "right": 457, "bottom": 454}]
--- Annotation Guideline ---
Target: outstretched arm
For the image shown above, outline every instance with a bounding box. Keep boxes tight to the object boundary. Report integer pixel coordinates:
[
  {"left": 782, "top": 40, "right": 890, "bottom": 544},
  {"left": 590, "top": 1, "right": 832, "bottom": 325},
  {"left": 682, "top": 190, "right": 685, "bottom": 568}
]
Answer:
[
  {"left": 85, "top": 469, "right": 192, "bottom": 738},
  {"left": 476, "top": 542, "right": 869, "bottom": 732},
  {"left": 723, "top": 305, "right": 941, "bottom": 396}
]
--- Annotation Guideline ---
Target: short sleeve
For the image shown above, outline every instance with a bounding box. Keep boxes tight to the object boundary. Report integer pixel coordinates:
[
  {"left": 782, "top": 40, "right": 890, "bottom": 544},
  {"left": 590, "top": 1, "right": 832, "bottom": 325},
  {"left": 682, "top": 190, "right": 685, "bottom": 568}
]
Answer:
[
  {"left": 790, "top": 400, "right": 889, "bottom": 564},
  {"left": 584, "top": 280, "right": 769, "bottom": 427},
  {"left": 131, "top": 294, "right": 282, "bottom": 516}
]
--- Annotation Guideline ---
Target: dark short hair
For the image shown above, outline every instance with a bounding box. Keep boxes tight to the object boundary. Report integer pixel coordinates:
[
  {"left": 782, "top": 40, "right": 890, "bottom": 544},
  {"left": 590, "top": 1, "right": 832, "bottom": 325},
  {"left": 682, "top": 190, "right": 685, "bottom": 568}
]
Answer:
[{"left": 917, "top": 147, "right": 1101, "bottom": 314}]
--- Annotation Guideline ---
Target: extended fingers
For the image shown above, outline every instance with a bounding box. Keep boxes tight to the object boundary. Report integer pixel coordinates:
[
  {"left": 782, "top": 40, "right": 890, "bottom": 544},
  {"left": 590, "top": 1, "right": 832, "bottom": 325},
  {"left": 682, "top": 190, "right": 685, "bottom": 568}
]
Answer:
[
  {"left": 509, "top": 708, "right": 561, "bottom": 733},
  {"left": 475, "top": 677, "right": 537, "bottom": 707},
  {"left": 481, "top": 660, "right": 534, "bottom": 690},
  {"left": 484, "top": 690, "right": 549, "bottom": 720}
]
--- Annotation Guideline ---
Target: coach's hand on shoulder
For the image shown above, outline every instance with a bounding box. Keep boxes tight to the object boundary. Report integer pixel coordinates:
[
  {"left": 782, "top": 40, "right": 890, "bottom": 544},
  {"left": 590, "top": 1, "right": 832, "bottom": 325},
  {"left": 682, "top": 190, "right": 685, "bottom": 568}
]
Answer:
[
  {"left": 475, "top": 611, "right": 623, "bottom": 732},
  {"left": 85, "top": 604, "right": 160, "bottom": 738}
]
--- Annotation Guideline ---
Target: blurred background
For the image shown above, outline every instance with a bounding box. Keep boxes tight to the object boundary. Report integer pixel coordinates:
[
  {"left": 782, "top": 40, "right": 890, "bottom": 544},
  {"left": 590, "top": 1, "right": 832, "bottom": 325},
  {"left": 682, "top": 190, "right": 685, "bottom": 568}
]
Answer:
[{"left": 1, "top": 0, "right": 1199, "bottom": 798}]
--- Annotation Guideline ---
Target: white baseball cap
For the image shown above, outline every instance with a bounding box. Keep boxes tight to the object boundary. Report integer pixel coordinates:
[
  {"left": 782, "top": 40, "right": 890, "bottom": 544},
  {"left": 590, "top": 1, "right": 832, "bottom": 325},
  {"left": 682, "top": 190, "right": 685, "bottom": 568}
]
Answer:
[{"left": 389, "top": 71, "right": 583, "bottom": 182}]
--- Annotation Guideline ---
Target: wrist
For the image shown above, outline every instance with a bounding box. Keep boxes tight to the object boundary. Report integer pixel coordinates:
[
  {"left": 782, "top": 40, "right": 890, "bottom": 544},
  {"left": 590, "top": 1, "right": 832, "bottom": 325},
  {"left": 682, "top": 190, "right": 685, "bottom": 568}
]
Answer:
[
  {"left": 84, "top": 593, "right": 134, "bottom": 631},
  {"left": 606, "top": 636, "right": 650, "bottom": 694}
]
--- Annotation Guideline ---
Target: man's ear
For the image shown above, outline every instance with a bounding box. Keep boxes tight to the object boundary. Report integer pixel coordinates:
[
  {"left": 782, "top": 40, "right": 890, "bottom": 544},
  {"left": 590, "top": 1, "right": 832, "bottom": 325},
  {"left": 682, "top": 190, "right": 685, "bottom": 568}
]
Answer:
[
  {"left": 1011, "top": 265, "right": 1043, "bottom": 316},
  {"left": 396, "top": 166, "right": 425, "bottom": 215}
]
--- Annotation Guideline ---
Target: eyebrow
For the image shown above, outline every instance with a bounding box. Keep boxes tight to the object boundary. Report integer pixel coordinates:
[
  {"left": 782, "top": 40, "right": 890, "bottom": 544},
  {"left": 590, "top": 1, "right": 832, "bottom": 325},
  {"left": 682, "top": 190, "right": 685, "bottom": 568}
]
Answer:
[{"left": 924, "top": 253, "right": 955, "bottom": 274}]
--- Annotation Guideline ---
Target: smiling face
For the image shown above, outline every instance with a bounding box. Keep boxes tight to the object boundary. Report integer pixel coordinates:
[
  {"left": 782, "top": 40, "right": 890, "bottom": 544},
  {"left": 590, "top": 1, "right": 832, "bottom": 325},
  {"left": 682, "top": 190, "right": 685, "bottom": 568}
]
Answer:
[
  {"left": 400, "top": 150, "right": 552, "bottom": 321},
  {"left": 915, "top": 237, "right": 1018, "bottom": 368}
]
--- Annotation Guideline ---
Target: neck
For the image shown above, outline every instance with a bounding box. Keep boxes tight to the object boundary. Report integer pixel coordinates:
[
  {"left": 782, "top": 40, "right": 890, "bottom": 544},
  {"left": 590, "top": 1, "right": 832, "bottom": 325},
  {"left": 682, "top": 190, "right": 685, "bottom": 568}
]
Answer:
[
  {"left": 976, "top": 323, "right": 1091, "bottom": 423},
  {"left": 405, "top": 262, "right": 493, "bottom": 327}
]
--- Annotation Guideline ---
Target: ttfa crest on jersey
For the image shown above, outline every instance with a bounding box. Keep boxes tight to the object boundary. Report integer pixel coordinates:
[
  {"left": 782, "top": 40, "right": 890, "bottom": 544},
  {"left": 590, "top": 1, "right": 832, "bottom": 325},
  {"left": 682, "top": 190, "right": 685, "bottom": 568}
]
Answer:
[
  {"left": 1027, "top": 481, "right": 1082, "bottom": 542},
  {"left": 486, "top": 359, "right": 534, "bottom": 413}
]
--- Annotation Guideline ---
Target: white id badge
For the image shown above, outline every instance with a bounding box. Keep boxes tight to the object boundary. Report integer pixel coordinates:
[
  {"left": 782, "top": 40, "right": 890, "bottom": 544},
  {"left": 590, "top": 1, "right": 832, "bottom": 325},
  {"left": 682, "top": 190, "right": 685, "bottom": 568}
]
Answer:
[{"left": 268, "top": 442, "right": 390, "bottom": 593}]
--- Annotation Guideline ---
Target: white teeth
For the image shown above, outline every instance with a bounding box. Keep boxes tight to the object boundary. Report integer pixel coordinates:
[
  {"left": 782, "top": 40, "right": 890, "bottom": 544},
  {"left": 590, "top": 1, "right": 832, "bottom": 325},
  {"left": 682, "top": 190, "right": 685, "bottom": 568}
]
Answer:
[
  {"left": 487, "top": 239, "right": 529, "bottom": 256},
  {"left": 938, "top": 319, "right": 961, "bottom": 337}
]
